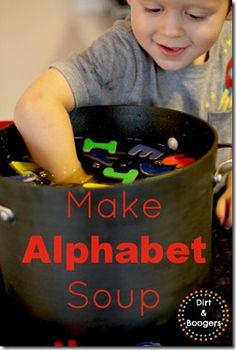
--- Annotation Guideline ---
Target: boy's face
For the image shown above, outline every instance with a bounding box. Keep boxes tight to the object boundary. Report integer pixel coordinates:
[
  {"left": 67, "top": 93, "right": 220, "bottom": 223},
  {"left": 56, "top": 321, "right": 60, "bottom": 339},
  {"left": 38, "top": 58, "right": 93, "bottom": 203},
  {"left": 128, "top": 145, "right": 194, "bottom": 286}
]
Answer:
[{"left": 127, "top": 0, "right": 231, "bottom": 71}]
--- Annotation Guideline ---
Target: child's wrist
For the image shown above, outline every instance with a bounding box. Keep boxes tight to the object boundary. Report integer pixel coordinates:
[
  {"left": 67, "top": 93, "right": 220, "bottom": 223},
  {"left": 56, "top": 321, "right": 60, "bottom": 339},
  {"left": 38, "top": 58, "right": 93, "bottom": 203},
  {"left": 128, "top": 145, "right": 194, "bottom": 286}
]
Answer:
[{"left": 50, "top": 164, "right": 92, "bottom": 185}]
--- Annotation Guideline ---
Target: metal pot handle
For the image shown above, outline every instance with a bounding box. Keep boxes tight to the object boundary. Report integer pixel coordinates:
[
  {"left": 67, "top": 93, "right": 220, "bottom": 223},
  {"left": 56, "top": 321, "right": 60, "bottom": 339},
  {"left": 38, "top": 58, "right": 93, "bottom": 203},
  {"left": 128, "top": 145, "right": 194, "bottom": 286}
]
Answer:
[
  {"left": 213, "top": 159, "right": 232, "bottom": 185},
  {"left": 213, "top": 140, "right": 232, "bottom": 185},
  {"left": 0, "top": 205, "right": 15, "bottom": 222}
]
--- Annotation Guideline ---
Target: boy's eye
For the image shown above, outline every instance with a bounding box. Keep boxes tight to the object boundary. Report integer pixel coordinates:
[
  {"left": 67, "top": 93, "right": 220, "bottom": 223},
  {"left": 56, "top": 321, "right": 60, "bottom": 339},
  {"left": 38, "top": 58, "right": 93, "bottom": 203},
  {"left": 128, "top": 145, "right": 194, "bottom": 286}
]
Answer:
[
  {"left": 145, "top": 7, "right": 162, "bottom": 13},
  {"left": 185, "top": 12, "right": 205, "bottom": 20}
]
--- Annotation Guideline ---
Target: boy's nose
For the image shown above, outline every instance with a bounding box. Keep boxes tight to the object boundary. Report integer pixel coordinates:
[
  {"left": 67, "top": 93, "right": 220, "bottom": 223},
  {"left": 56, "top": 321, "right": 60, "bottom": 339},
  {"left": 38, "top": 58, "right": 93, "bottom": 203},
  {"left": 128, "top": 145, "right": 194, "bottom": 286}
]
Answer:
[{"left": 159, "top": 12, "right": 185, "bottom": 38}]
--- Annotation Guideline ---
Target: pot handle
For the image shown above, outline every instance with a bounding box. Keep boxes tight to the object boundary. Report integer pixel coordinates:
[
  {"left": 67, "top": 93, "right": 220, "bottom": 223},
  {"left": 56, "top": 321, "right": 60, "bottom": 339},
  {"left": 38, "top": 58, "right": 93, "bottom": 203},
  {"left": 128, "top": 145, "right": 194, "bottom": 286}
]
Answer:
[
  {"left": 213, "top": 159, "right": 232, "bottom": 185},
  {"left": 0, "top": 205, "right": 15, "bottom": 222},
  {"left": 213, "top": 141, "right": 232, "bottom": 185}
]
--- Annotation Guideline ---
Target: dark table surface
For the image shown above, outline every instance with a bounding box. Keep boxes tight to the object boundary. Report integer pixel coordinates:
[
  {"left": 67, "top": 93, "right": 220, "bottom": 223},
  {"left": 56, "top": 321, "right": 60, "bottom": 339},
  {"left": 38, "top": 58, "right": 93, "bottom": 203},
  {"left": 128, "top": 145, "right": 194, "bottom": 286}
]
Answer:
[{"left": 0, "top": 221, "right": 232, "bottom": 347}]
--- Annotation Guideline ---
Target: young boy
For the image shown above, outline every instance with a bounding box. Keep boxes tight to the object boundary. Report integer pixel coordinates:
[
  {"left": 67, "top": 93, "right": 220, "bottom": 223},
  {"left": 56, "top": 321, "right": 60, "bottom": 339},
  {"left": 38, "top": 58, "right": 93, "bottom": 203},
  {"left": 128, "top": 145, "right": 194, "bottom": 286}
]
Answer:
[{"left": 14, "top": 0, "right": 232, "bottom": 228}]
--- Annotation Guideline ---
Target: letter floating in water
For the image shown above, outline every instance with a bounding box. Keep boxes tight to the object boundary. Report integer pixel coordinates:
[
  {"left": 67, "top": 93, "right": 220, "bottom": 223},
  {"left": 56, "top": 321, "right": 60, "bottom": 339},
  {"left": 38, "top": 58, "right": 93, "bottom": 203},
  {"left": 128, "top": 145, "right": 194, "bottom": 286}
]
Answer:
[
  {"left": 128, "top": 144, "right": 164, "bottom": 160},
  {"left": 84, "top": 152, "right": 113, "bottom": 166},
  {"left": 83, "top": 138, "right": 117, "bottom": 154},
  {"left": 103, "top": 168, "right": 139, "bottom": 184},
  {"left": 9, "top": 161, "right": 41, "bottom": 175},
  {"left": 139, "top": 163, "right": 175, "bottom": 176},
  {"left": 162, "top": 154, "right": 196, "bottom": 168}
]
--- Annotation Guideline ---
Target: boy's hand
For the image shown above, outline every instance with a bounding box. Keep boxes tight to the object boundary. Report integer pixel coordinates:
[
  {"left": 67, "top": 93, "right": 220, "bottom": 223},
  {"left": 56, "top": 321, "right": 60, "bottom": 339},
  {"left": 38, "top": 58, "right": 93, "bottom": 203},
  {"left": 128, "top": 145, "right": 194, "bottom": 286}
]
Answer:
[{"left": 215, "top": 171, "right": 232, "bottom": 229}]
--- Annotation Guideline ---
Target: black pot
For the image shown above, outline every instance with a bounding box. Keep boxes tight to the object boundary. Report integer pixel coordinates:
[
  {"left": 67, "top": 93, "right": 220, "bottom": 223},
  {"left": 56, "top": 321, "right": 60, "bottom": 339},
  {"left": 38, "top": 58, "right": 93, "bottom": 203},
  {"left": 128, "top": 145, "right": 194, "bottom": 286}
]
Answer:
[{"left": 0, "top": 106, "right": 217, "bottom": 333}]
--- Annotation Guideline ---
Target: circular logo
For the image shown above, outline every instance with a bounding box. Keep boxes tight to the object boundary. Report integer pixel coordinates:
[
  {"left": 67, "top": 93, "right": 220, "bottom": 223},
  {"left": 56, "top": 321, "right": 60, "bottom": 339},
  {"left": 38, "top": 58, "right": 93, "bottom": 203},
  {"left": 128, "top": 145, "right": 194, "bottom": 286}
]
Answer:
[{"left": 178, "top": 290, "right": 230, "bottom": 342}]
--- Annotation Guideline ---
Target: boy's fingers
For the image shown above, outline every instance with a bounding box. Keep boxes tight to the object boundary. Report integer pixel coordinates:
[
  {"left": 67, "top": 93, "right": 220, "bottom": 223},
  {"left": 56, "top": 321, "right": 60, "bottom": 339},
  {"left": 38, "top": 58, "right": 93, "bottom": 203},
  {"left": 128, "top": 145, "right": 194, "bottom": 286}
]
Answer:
[
  {"left": 215, "top": 194, "right": 232, "bottom": 229},
  {"left": 215, "top": 196, "right": 226, "bottom": 225},
  {"left": 224, "top": 202, "right": 232, "bottom": 230}
]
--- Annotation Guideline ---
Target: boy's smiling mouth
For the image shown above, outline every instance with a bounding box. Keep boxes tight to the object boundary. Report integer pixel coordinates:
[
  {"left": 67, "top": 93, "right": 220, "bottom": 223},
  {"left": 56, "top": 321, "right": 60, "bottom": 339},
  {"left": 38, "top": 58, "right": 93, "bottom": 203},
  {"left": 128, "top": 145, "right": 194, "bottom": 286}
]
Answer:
[{"left": 156, "top": 43, "right": 187, "bottom": 57}]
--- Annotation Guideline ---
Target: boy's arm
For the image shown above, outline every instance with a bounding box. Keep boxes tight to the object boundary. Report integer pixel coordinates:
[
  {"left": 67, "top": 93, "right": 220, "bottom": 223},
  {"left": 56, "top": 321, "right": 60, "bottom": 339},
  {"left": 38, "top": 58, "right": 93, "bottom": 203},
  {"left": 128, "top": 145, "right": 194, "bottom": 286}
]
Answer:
[{"left": 14, "top": 68, "right": 90, "bottom": 184}]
